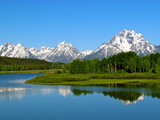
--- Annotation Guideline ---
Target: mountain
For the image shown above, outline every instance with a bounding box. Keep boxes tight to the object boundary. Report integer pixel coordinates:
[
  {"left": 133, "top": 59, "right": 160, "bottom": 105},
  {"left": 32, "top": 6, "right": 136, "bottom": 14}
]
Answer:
[
  {"left": 44, "top": 41, "right": 84, "bottom": 63},
  {"left": 0, "top": 29, "right": 160, "bottom": 62},
  {"left": 86, "top": 29, "right": 159, "bottom": 60},
  {"left": 29, "top": 46, "right": 53, "bottom": 60},
  {"left": 0, "top": 43, "right": 36, "bottom": 58},
  {"left": 81, "top": 50, "right": 93, "bottom": 56},
  {"left": 0, "top": 42, "right": 83, "bottom": 63}
]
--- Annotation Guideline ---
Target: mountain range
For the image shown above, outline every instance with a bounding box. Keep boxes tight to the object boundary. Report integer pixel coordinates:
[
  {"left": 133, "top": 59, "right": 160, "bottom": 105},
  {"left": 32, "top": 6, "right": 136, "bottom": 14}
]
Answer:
[{"left": 0, "top": 29, "right": 160, "bottom": 63}]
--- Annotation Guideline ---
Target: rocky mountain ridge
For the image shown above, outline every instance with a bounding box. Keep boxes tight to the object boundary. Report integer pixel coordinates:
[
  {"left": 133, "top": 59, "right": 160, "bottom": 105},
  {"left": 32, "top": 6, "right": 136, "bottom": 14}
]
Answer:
[{"left": 1, "top": 29, "right": 160, "bottom": 62}]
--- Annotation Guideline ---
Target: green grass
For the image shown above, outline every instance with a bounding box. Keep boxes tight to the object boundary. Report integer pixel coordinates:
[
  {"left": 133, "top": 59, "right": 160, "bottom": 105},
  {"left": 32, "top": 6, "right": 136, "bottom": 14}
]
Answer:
[
  {"left": 25, "top": 73, "right": 160, "bottom": 88},
  {"left": 0, "top": 69, "right": 55, "bottom": 74},
  {"left": 26, "top": 74, "right": 90, "bottom": 83},
  {"left": 87, "top": 73, "right": 160, "bottom": 79}
]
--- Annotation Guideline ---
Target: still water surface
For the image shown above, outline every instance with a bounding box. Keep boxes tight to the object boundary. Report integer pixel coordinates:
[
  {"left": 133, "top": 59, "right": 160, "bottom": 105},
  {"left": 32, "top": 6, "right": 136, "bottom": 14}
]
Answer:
[{"left": 0, "top": 74, "right": 160, "bottom": 120}]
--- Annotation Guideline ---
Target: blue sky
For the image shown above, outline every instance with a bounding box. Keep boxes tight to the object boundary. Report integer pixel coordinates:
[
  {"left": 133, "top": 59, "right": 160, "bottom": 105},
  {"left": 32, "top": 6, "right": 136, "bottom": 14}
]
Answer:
[{"left": 0, "top": 0, "right": 160, "bottom": 51}]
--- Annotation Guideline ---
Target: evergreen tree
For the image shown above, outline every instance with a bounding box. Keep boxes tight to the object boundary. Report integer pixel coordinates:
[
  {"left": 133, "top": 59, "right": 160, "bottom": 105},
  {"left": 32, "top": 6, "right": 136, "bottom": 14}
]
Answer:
[{"left": 129, "top": 58, "right": 136, "bottom": 73}]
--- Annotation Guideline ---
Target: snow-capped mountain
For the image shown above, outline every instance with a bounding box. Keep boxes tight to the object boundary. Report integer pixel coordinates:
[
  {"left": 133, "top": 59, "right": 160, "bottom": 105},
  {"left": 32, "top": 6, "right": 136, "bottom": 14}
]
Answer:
[
  {"left": 86, "top": 29, "right": 159, "bottom": 60},
  {"left": 0, "top": 29, "right": 160, "bottom": 62},
  {"left": 44, "top": 41, "right": 84, "bottom": 63},
  {"left": 0, "top": 42, "right": 83, "bottom": 63},
  {"left": 0, "top": 43, "right": 36, "bottom": 58},
  {"left": 81, "top": 50, "right": 93, "bottom": 56},
  {"left": 29, "top": 46, "right": 53, "bottom": 60}
]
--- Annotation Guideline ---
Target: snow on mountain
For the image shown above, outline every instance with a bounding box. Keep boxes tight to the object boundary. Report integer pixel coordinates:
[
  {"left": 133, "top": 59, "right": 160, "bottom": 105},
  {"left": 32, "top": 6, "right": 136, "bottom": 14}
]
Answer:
[
  {"left": 44, "top": 41, "right": 84, "bottom": 63},
  {"left": 0, "top": 43, "right": 36, "bottom": 58},
  {"left": 0, "top": 29, "right": 160, "bottom": 62},
  {"left": 0, "top": 41, "right": 84, "bottom": 63},
  {"left": 86, "top": 29, "right": 158, "bottom": 60},
  {"left": 81, "top": 50, "right": 93, "bottom": 56},
  {"left": 29, "top": 46, "right": 53, "bottom": 60}
]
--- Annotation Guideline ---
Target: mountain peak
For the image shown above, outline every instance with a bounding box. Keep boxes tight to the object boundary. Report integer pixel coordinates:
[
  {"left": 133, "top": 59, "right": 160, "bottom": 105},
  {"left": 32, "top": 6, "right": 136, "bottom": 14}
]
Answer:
[
  {"left": 0, "top": 29, "right": 159, "bottom": 62},
  {"left": 58, "top": 41, "right": 72, "bottom": 47},
  {"left": 17, "top": 43, "right": 23, "bottom": 47},
  {"left": 4, "top": 42, "right": 14, "bottom": 46},
  {"left": 118, "top": 29, "right": 136, "bottom": 37},
  {"left": 120, "top": 29, "right": 135, "bottom": 33},
  {"left": 118, "top": 29, "right": 143, "bottom": 39},
  {"left": 108, "top": 29, "right": 144, "bottom": 45},
  {"left": 107, "top": 29, "right": 150, "bottom": 52},
  {"left": 86, "top": 29, "right": 156, "bottom": 60},
  {"left": 59, "top": 41, "right": 68, "bottom": 45},
  {"left": 45, "top": 41, "right": 83, "bottom": 63}
]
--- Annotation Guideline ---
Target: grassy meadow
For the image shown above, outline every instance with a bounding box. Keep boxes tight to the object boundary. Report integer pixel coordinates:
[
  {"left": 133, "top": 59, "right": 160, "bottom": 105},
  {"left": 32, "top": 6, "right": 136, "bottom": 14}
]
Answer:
[{"left": 25, "top": 73, "right": 160, "bottom": 88}]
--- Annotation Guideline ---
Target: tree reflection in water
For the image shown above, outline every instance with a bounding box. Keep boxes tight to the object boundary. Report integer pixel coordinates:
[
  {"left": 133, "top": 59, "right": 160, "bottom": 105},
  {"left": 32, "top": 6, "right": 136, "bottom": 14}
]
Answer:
[
  {"left": 0, "top": 86, "right": 160, "bottom": 105},
  {"left": 71, "top": 88, "right": 160, "bottom": 105}
]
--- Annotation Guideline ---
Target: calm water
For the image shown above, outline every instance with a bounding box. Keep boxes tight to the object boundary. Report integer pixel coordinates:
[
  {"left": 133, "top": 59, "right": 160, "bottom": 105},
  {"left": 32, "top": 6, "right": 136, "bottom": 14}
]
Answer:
[{"left": 0, "top": 74, "right": 160, "bottom": 120}]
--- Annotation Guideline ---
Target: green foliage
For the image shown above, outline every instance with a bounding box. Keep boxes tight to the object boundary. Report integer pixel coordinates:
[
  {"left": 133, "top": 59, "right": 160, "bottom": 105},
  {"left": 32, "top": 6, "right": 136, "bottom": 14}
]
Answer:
[
  {"left": 143, "top": 59, "right": 151, "bottom": 72},
  {"left": 157, "top": 58, "right": 160, "bottom": 66},
  {"left": 0, "top": 56, "right": 52, "bottom": 71},
  {"left": 129, "top": 58, "right": 136, "bottom": 73},
  {"left": 54, "top": 69, "right": 62, "bottom": 74},
  {"left": 99, "top": 58, "right": 108, "bottom": 73},
  {"left": 135, "top": 56, "right": 143, "bottom": 72},
  {"left": 88, "top": 73, "right": 158, "bottom": 79},
  {"left": 26, "top": 74, "right": 90, "bottom": 84},
  {"left": 25, "top": 73, "right": 160, "bottom": 89},
  {"left": 69, "top": 59, "right": 86, "bottom": 74},
  {"left": 68, "top": 51, "right": 160, "bottom": 74},
  {"left": 51, "top": 62, "right": 65, "bottom": 69},
  {"left": 155, "top": 64, "right": 160, "bottom": 74},
  {"left": 0, "top": 69, "right": 55, "bottom": 74}
]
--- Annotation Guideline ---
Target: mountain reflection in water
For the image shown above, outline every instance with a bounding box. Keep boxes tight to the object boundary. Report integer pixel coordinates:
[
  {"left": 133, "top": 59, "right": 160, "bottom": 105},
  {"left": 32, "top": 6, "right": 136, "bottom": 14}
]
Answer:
[
  {"left": 0, "top": 74, "right": 160, "bottom": 105},
  {"left": 0, "top": 86, "right": 72, "bottom": 100},
  {"left": 0, "top": 74, "right": 160, "bottom": 120},
  {"left": 0, "top": 85, "right": 159, "bottom": 105}
]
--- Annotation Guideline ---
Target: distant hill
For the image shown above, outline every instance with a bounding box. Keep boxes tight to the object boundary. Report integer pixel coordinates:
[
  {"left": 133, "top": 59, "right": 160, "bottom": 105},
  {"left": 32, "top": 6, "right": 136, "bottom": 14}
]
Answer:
[{"left": 0, "top": 56, "right": 52, "bottom": 71}]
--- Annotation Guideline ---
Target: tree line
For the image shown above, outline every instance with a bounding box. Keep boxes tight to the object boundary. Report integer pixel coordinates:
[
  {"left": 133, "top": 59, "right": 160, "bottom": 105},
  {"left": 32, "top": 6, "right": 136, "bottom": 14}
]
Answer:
[
  {"left": 1, "top": 52, "right": 160, "bottom": 73},
  {"left": 0, "top": 56, "right": 52, "bottom": 71},
  {"left": 67, "top": 52, "right": 160, "bottom": 74}
]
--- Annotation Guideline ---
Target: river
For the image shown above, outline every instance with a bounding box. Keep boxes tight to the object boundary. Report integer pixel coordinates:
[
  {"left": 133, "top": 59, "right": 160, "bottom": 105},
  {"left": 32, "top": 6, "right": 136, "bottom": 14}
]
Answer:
[{"left": 0, "top": 73, "right": 160, "bottom": 120}]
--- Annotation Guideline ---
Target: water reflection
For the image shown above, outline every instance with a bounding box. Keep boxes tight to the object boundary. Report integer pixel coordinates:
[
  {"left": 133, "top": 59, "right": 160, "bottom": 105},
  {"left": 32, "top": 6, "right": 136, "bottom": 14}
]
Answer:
[
  {"left": 71, "top": 88, "right": 146, "bottom": 105},
  {"left": 102, "top": 91, "right": 145, "bottom": 105},
  {"left": 0, "top": 87, "right": 29, "bottom": 100},
  {"left": 39, "top": 86, "right": 72, "bottom": 96},
  {"left": 121, "top": 94, "right": 145, "bottom": 105},
  {"left": 0, "top": 85, "right": 160, "bottom": 105},
  {"left": 58, "top": 86, "right": 72, "bottom": 96},
  {"left": 0, "top": 74, "right": 160, "bottom": 105},
  {"left": 0, "top": 86, "right": 72, "bottom": 100}
]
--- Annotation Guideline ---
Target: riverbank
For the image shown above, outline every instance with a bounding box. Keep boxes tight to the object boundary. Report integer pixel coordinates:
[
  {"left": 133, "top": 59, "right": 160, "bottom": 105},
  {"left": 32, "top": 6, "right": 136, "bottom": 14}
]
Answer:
[
  {"left": 25, "top": 73, "right": 160, "bottom": 88},
  {"left": 0, "top": 69, "right": 55, "bottom": 74}
]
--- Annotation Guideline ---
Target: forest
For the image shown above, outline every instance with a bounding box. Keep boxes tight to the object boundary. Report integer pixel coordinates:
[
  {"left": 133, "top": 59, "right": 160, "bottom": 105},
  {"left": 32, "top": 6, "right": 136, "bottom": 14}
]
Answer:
[
  {"left": 0, "top": 56, "right": 52, "bottom": 71},
  {"left": 66, "top": 51, "right": 160, "bottom": 74},
  {"left": 25, "top": 51, "right": 160, "bottom": 87},
  {"left": 1, "top": 51, "right": 160, "bottom": 74}
]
